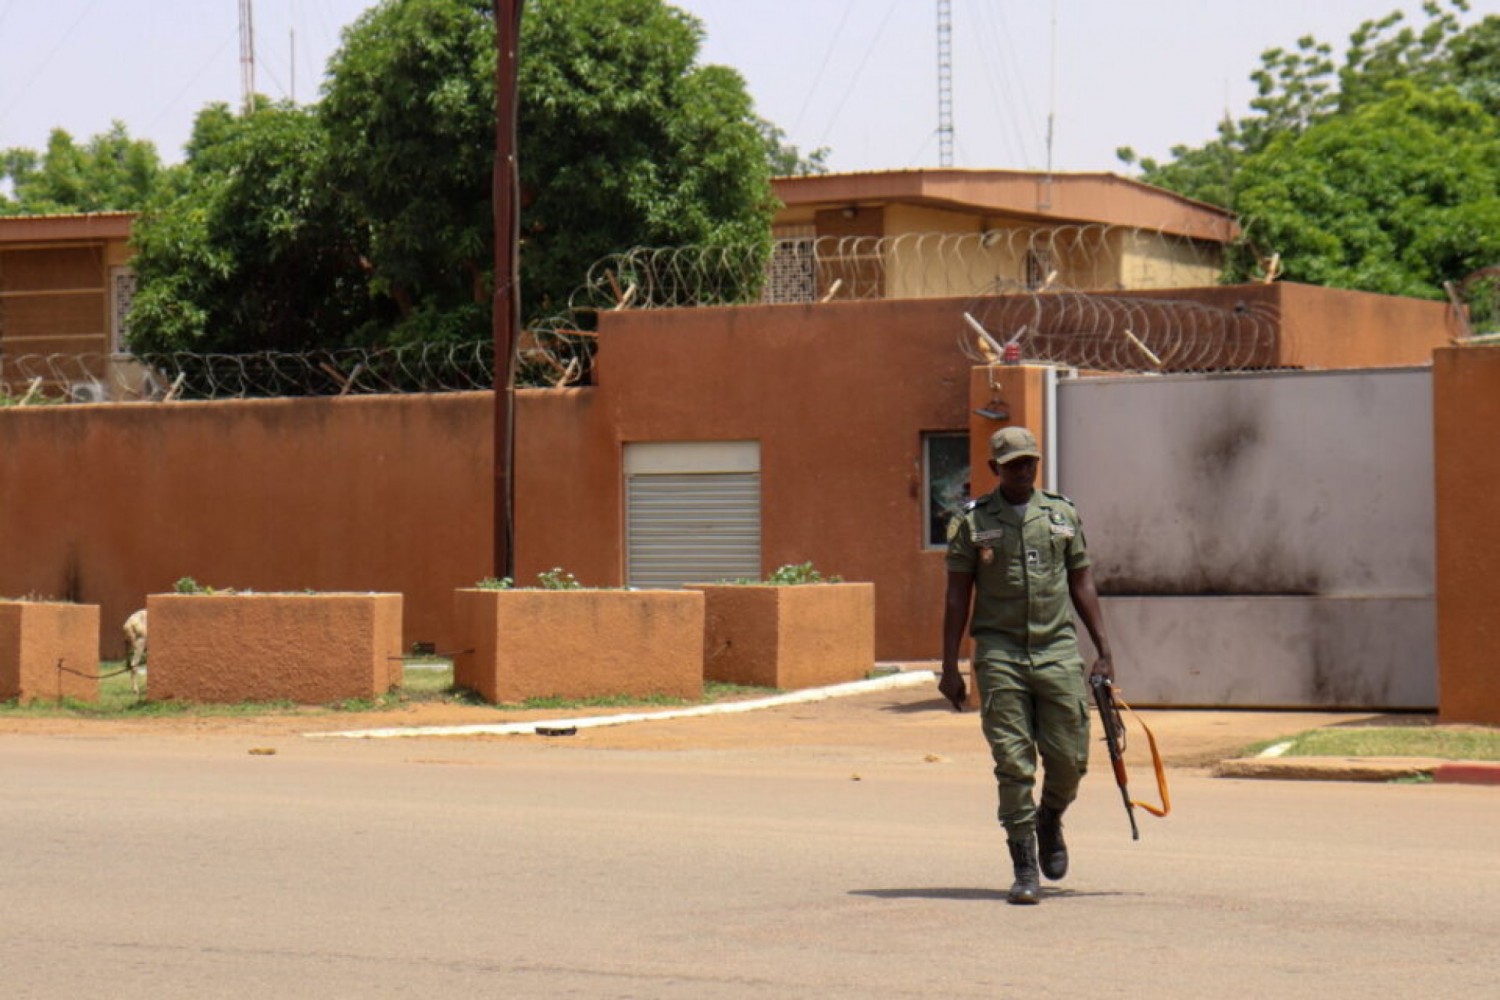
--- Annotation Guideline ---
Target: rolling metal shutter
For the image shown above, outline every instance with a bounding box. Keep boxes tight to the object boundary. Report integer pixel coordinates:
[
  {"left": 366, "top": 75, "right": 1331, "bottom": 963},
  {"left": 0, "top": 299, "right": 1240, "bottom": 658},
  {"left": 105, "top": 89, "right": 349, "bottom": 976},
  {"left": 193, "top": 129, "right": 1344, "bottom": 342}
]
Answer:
[{"left": 625, "top": 442, "right": 761, "bottom": 589}]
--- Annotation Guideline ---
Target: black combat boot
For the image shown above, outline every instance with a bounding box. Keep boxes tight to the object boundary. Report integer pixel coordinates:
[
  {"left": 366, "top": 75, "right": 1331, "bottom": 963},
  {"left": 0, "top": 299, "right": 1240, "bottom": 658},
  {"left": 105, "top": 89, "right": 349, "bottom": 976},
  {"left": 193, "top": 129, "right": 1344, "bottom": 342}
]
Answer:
[
  {"left": 1006, "top": 837, "right": 1041, "bottom": 905},
  {"left": 1036, "top": 804, "right": 1068, "bottom": 881}
]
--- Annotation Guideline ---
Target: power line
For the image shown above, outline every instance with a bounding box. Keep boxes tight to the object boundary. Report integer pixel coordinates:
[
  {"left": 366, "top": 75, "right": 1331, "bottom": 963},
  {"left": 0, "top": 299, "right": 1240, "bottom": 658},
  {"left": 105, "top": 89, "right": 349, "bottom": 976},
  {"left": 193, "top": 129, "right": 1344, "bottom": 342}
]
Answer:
[
  {"left": 968, "top": 0, "right": 1042, "bottom": 168},
  {"left": 791, "top": 0, "right": 856, "bottom": 136},
  {"left": 0, "top": 0, "right": 105, "bottom": 131},
  {"left": 814, "top": 0, "right": 901, "bottom": 152}
]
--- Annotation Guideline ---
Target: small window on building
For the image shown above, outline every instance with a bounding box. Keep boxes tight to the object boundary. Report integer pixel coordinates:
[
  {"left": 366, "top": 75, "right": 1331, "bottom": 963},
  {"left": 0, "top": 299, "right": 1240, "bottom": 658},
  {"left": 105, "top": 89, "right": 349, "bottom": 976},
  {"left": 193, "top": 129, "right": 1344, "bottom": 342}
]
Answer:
[
  {"left": 924, "top": 432, "right": 970, "bottom": 548},
  {"left": 1024, "top": 249, "right": 1054, "bottom": 291},
  {"left": 763, "top": 225, "right": 817, "bottom": 304},
  {"left": 110, "top": 266, "right": 137, "bottom": 355}
]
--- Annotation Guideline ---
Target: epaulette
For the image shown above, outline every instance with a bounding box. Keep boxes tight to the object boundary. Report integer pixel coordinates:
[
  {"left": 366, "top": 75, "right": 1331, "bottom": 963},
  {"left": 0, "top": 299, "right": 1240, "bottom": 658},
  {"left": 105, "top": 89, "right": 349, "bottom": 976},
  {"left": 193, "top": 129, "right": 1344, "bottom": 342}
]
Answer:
[
  {"left": 1041, "top": 489, "right": 1075, "bottom": 506},
  {"left": 962, "top": 498, "right": 981, "bottom": 511}
]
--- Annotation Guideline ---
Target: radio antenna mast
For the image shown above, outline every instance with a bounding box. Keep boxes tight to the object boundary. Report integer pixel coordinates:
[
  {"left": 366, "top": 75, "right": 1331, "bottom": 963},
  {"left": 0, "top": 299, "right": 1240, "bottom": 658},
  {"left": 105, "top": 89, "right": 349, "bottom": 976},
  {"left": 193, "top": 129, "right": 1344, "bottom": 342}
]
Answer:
[
  {"left": 937, "top": 0, "right": 954, "bottom": 167},
  {"left": 239, "top": 0, "right": 256, "bottom": 113}
]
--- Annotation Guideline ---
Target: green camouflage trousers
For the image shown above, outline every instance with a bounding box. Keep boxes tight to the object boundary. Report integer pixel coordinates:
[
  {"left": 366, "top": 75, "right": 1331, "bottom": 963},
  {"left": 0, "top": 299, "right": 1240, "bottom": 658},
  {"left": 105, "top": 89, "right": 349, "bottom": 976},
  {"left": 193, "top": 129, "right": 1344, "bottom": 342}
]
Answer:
[{"left": 974, "top": 650, "right": 1092, "bottom": 843}]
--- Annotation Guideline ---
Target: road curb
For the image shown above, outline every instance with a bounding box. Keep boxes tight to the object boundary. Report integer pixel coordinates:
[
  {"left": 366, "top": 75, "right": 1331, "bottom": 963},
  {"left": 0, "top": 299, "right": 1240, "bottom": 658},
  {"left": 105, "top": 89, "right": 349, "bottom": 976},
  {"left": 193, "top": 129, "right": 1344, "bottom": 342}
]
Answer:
[
  {"left": 1214, "top": 756, "right": 1439, "bottom": 783},
  {"left": 1434, "top": 761, "right": 1500, "bottom": 785},
  {"left": 1216, "top": 756, "right": 1500, "bottom": 785},
  {"left": 306, "top": 669, "right": 937, "bottom": 740}
]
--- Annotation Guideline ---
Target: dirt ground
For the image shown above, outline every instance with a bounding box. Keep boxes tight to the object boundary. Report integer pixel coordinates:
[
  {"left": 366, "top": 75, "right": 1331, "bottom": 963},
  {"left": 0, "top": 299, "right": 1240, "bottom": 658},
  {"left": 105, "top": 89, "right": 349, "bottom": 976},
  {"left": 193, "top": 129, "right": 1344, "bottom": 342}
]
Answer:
[{"left": 0, "top": 671, "right": 1377, "bottom": 768}]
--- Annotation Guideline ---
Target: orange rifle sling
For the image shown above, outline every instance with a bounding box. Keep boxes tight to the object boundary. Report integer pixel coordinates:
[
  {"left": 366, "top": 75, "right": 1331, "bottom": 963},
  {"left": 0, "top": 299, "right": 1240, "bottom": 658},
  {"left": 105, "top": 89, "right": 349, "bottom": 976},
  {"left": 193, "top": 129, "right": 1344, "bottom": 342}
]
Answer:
[{"left": 1112, "top": 690, "right": 1171, "bottom": 819}]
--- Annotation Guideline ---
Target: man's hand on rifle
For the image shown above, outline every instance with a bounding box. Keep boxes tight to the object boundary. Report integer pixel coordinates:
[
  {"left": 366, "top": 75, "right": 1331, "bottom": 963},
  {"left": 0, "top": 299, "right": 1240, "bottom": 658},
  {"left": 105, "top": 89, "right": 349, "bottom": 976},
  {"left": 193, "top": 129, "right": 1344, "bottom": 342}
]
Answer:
[
  {"left": 1089, "top": 652, "right": 1115, "bottom": 683},
  {"left": 938, "top": 663, "right": 968, "bottom": 711}
]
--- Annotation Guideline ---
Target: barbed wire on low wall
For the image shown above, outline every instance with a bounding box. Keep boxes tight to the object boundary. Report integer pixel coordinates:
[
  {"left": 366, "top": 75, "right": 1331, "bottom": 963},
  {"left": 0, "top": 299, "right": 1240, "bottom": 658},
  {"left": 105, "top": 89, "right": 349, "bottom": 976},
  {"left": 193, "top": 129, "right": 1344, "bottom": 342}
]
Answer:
[
  {"left": 0, "top": 341, "right": 499, "bottom": 404},
  {"left": 0, "top": 292, "right": 1281, "bottom": 404},
  {"left": 571, "top": 226, "right": 1224, "bottom": 313},
  {"left": 960, "top": 291, "right": 1282, "bottom": 374},
  {"left": 1, "top": 227, "right": 1268, "bottom": 404}
]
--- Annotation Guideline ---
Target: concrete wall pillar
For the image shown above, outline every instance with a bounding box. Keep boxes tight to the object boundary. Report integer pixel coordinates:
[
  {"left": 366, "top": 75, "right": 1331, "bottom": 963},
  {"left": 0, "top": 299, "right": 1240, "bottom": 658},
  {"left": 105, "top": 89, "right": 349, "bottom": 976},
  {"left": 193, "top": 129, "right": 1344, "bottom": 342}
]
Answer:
[{"left": 1434, "top": 345, "right": 1500, "bottom": 725}]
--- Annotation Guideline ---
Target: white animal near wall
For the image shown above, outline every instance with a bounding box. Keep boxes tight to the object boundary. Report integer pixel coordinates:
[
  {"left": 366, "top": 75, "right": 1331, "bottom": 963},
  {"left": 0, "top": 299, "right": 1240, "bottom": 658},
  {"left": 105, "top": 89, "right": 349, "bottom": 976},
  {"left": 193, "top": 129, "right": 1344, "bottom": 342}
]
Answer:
[{"left": 123, "top": 608, "right": 147, "bottom": 695}]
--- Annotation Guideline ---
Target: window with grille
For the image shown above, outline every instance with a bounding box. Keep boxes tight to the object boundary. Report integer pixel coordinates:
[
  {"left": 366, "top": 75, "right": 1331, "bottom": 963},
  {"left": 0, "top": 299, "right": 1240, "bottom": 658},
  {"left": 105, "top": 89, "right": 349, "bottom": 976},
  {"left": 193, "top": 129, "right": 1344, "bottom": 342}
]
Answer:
[
  {"left": 763, "top": 226, "right": 817, "bottom": 304},
  {"left": 1024, "top": 250, "right": 1054, "bottom": 291},
  {"left": 110, "top": 266, "right": 137, "bottom": 354}
]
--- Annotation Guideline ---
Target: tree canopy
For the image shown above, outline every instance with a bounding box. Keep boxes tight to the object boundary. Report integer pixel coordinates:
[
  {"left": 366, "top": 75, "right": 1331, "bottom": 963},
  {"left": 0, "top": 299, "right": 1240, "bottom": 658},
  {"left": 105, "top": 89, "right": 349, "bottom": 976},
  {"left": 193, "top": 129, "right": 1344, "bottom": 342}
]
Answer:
[
  {"left": 319, "top": 0, "right": 498, "bottom": 344},
  {"left": 1231, "top": 84, "right": 1500, "bottom": 295},
  {"left": 0, "top": 122, "right": 163, "bottom": 215},
  {"left": 121, "top": 0, "right": 782, "bottom": 358},
  {"left": 514, "top": 0, "right": 774, "bottom": 322},
  {"left": 1117, "top": 1, "right": 1500, "bottom": 299},
  {"left": 127, "top": 102, "right": 393, "bottom": 355}
]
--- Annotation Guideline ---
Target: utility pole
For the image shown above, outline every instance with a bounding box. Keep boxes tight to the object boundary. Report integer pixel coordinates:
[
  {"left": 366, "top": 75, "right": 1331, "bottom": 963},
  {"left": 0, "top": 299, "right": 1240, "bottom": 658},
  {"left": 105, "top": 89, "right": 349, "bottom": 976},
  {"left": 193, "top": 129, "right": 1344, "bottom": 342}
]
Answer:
[
  {"left": 936, "top": 0, "right": 953, "bottom": 167},
  {"left": 493, "top": 0, "right": 523, "bottom": 579},
  {"left": 238, "top": 0, "right": 255, "bottom": 113}
]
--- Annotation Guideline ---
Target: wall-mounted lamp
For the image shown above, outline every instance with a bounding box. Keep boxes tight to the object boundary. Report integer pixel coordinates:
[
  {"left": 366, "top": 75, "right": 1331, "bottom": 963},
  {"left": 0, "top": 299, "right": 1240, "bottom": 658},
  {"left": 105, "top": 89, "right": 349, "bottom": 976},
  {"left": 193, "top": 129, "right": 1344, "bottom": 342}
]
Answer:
[
  {"left": 840, "top": 205, "right": 857, "bottom": 219},
  {"left": 973, "top": 395, "right": 1009, "bottom": 421}
]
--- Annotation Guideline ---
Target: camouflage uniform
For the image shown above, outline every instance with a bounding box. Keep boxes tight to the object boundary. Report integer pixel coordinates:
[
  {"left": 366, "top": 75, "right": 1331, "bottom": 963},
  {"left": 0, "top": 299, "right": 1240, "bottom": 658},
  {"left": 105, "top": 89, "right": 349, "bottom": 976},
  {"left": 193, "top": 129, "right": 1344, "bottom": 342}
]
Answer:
[{"left": 947, "top": 487, "right": 1093, "bottom": 843}]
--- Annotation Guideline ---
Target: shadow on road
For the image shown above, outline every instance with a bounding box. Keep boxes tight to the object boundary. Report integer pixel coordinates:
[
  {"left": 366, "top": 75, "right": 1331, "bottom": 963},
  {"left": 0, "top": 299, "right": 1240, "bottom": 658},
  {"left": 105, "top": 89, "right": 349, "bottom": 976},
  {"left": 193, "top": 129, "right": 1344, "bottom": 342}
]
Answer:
[
  {"left": 880, "top": 697, "right": 962, "bottom": 715},
  {"left": 851, "top": 887, "right": 1137, "bottom": 902}
]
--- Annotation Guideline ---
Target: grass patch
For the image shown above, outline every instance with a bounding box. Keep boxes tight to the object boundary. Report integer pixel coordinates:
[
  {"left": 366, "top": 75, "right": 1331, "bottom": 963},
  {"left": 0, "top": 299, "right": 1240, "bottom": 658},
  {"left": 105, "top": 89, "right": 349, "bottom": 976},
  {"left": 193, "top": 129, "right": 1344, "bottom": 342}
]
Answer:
[
  {"left": 1249, "top": 724, "right": 1500, "bottom": 761},
  {"left": 500, "top": 682, "right": 777, "bottom": 712}
]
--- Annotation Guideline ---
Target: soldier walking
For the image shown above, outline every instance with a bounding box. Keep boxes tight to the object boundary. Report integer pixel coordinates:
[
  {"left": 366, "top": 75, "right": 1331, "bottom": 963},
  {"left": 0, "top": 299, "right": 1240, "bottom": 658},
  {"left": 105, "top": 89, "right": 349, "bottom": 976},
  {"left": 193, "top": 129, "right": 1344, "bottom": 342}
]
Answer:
[{"left": 939, "top": 426, "right": 1115, "bottom": 905}]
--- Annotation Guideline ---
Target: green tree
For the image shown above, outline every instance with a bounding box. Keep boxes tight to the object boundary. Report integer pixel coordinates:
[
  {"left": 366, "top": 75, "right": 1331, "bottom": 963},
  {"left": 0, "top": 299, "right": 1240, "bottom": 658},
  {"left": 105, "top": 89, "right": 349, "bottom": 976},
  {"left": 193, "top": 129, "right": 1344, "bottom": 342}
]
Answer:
[
  {"left": 0, "top": 122, "right": 163, "bottom": 215},
  {"left": 1117, "top": 1, "right": 1491, "bottom": 208},
  {"left": 318, "top": 0, "right": 497, "bottom": 343},
  {"left": 1229, "top": 84, "right": 1500, "bottom": 297},
  {"left": 758, "top": 118, "right": 829, "bottom": 177},
  {"left": 319, "top": 0, "right": 776, "bottom": 340},
  {"left": 517, "top": 0, "right": 774, "bottom": 319},
  {"left": 1115, "top": 2, "right": 1500, "bottom": 299},
  {"left": 128, "top": 0, "right": 782, "bottom": 356},
  {"left": 127, "top": 102, "right": 393, "bottom": 355}
]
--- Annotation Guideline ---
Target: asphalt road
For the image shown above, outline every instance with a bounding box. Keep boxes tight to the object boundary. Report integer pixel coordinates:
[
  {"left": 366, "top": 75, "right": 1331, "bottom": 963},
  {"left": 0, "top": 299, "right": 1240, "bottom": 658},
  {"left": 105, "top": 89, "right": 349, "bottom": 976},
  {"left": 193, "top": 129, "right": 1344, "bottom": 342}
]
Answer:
[{"left": 3, "top": 726, "right": 1497, "bottom": 999}]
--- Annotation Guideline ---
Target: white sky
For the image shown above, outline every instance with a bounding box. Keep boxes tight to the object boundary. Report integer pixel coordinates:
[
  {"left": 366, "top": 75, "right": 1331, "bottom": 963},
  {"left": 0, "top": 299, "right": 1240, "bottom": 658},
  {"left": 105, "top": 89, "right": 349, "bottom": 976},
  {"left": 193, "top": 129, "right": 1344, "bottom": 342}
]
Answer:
[{"left": 0, "top": 0, "right": 1489, "bottom": 177}]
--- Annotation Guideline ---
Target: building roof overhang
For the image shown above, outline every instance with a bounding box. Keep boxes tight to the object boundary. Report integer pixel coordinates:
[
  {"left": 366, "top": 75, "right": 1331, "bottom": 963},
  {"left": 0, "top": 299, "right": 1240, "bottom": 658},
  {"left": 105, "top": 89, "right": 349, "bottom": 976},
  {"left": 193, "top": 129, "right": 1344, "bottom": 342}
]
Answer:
[
  {"left": 772, "top": 169, "right": 1239, "bottom": 243},
  {"left": 0, "top": 211, "right": 136, "bottom": 247}
]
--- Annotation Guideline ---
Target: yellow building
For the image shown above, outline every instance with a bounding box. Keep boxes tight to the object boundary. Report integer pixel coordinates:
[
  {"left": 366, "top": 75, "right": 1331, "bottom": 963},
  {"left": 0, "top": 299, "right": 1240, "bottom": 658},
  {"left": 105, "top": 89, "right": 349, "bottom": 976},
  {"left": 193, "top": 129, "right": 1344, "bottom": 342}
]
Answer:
[
  {"left": 0, "top": 212, "right": 136, "bottom": 400},
  {"left": 768, "top": 169, "right": 1237, "bottom": 302}
]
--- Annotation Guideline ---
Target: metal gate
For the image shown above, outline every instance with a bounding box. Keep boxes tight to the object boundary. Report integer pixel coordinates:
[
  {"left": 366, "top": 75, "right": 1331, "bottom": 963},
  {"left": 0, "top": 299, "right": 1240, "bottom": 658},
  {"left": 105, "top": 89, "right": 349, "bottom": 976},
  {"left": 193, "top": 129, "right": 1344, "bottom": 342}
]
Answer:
[{"left": 1052, "top": 367, "right": 1435, "bottom": 709}]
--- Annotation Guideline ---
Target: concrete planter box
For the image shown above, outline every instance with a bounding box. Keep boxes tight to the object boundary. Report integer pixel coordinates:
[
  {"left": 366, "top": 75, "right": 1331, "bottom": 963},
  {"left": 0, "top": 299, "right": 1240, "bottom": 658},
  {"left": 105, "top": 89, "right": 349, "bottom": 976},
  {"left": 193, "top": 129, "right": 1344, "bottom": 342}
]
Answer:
[
  {"left": 453, "top": 589, "right": 704, "bottom": 704},
  {"left": 0, "top": 600, "right": 100, "bottom": 704},
  {"left": 687, "top": 583, "right": 876, "bottom": 690},
  {"left": 147, "top": 592, "right": 403, "bottom": 704}
]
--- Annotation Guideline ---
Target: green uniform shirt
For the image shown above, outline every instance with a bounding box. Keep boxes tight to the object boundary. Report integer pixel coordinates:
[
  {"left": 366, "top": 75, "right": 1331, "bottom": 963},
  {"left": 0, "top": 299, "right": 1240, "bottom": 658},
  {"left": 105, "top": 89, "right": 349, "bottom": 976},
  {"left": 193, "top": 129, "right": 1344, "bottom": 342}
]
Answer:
[{"left": 946, "top": 488, "right": 1091, "bottom": 663}]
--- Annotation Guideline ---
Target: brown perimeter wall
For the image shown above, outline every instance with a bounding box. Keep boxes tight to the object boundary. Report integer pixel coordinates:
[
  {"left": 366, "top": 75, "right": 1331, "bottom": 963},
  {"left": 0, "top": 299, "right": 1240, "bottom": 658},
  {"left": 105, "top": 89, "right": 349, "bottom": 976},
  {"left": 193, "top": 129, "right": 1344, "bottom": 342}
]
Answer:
[
  {"left": 0, "top": 287, "right": 1459, "bottom": 664},
  {"left": 0, "top": 393, "right": 492, "bottom": 658}
]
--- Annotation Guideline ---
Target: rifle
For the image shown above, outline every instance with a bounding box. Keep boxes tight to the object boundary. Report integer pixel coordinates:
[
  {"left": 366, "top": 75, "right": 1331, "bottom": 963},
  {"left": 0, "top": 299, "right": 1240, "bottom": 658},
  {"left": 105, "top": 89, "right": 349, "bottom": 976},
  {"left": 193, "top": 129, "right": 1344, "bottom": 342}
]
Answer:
[{"left": 1090, "top": 675, "right": 1170, "bottom": 841}]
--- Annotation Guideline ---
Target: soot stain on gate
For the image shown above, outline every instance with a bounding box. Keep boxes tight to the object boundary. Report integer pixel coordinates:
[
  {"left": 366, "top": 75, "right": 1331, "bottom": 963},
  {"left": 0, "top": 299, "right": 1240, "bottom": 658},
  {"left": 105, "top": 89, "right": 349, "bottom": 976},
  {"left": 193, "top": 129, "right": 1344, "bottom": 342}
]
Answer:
[
  {"left": 1307, "top": 615, "right": 1393, "bottom": 707},
  {"left": 1094, "top": 402, "right": 1324, "bottom": 597},
  {"left": 1193, "top": 407, "right": 1262, "bottom": 486}
]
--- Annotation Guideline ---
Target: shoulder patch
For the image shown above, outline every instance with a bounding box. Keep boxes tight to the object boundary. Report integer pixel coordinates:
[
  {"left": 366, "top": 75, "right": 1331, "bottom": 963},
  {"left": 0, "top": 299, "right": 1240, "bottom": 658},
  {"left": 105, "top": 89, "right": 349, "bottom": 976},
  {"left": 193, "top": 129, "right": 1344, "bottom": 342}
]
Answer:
[{"left": 962, "top": 498, "right": 981, "bottom": 512}]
